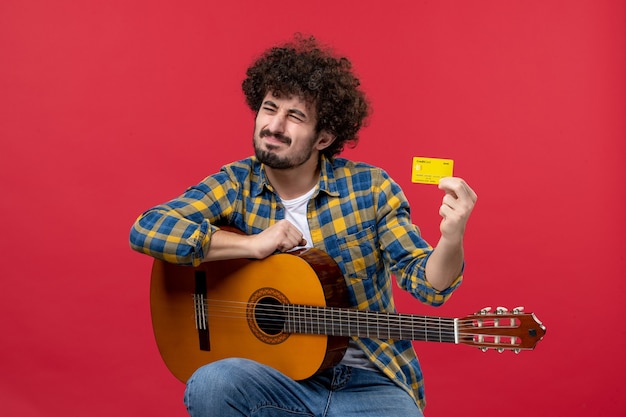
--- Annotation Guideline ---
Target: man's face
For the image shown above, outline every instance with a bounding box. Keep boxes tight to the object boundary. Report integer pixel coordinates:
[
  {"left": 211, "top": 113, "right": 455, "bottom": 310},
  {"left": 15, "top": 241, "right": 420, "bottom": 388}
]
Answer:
[{"left": 253, "top": 92, "right": 320, "bottom": 170}]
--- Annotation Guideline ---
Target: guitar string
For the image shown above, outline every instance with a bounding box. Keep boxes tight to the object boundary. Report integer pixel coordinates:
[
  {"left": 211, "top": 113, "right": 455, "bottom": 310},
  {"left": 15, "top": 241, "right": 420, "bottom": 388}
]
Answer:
[
  {"left": 195, "top": 309, "right": 520, "bottom": 345},
  {"left": 200, "top": 298, "right": 516, "bottom": 324},
  {"left": 195, "top": 298, "right": 522, "bottom": 339},
  {"left": 201, "top": 298, "right": 464, "bottom": 325},
  {"left": 195, "top": 307, "right": 521, "bottom": 345},
  {"left": 200, "top": 299, "right": 517, "bottom": 327}
]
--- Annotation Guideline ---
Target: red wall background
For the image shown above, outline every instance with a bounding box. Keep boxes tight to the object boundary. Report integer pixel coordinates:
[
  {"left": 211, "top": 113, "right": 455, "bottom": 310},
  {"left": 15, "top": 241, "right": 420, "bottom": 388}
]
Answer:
[{"left": 1, "top": 1, "right": 624, "bottom": 416}]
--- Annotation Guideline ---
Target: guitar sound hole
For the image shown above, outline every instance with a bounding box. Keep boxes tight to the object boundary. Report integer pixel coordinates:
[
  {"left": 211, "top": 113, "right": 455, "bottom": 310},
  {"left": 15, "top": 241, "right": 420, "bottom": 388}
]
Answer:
[{"left": 255, "top": 297, "right": 285, "bottom": 335}]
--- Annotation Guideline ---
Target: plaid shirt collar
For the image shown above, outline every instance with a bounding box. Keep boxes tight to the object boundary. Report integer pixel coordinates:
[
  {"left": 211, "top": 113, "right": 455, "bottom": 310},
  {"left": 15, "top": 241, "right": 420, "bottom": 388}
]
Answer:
[{"left": 251, "top": 155, "right": 340, "bottom": 198}]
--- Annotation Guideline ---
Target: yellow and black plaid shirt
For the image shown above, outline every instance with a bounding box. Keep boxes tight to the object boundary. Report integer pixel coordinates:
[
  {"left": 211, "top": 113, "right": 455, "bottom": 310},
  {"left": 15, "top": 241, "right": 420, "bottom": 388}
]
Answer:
[{"left": 130, "top": 155, "right": 462, "bottom": 409}]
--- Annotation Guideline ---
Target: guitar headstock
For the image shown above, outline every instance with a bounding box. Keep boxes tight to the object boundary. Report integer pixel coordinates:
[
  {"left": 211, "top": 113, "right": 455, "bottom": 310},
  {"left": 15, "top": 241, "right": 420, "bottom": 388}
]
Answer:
[{"left": 458, "top": 307, "right": 546, "bottom": 353}]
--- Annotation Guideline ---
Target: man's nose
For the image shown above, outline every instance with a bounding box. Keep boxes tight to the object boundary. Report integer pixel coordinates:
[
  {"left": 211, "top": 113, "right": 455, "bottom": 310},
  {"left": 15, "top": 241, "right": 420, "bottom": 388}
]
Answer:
[{"left": 267, "top": 113, "right": 286, "bottom": 133}]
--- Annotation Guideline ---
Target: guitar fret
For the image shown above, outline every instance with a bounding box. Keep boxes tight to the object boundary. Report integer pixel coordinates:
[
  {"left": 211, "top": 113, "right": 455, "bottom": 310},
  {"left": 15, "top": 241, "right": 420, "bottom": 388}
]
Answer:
[
  {"left": 316, "top": 306, "right": 322, "bottom": 334},
  {"left": 316, "top": 306, "right": 321, "bottom": 334},
  {"left": 439, "top": 317, "right": 442, "bottom": 342},
  {"left": 385, "top": 313, "right": 391, "bottom": 339},
  {"left": 376, "top": 310, "right": 380, "bottom": 339},
  {"left": 305, "top": 305, "right": 309, "bottom": 334},
  {"left": 350, "top": 310, "right": 361, "bottom": 335},
  {"left": 309, "top": 305, "right": 314, "bottom": 334},
  {"left": 396, "top": 314, "right": 401, "bottom": 340}
]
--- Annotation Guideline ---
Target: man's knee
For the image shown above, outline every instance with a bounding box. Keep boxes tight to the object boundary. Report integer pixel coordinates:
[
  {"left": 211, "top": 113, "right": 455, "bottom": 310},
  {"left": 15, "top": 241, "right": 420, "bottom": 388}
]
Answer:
[
  {"left": 185, "top": 359, "right": 261, "bottom": 416},
  {"left": 187, "top": 358, "right": 255, "bottom": 394}
]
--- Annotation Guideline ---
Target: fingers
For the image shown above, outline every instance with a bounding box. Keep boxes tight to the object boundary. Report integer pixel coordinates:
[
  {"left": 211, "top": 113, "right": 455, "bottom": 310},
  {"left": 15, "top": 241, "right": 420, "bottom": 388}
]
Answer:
[
  {"left": 439, "top": 177, "right": 477, "bottom": 198},
  {"left": 277, "top": 233, "right": 306, "bottom": 252},
  {"left": 438, "top": 177, "right": 477, "bottom": 208},
  {"left": 267, "top": 220, "right": 307, "bottom": 253}
]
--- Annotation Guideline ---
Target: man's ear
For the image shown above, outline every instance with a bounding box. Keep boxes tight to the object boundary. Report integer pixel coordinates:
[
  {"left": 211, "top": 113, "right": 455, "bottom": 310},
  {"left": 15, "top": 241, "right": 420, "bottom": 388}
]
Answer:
[{"left": 315, "top": 130, "right": 336, "bottom": 151}]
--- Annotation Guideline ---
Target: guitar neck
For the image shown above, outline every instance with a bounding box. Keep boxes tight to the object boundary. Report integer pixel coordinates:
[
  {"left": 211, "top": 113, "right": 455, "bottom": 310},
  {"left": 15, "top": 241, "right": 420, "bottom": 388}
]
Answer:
[{"left": 284, "top": 304, "right": 457, "bottom": 343}]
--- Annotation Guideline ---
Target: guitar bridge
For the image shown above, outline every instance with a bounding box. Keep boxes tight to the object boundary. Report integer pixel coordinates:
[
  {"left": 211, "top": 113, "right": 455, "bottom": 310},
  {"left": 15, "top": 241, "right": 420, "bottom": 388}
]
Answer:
[{"left": 194, "top": 270, "right": 210, "bottom": 351}]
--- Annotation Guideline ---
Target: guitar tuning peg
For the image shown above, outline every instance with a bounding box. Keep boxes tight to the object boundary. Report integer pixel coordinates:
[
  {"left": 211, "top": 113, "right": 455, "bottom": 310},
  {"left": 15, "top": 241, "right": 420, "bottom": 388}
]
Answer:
[
  {"left": 480, "top": 347, "right": 488, "bottom": 352},
  {"left": 513, "top": 306, "right": 524, "bottom": 314},
  {"left": 497, "top": 348, "right": 505, "bottom": 353},
  {"left": 496, "top": 307, "right": 508, "bottom": 314},
  {"left": 478, "top": 307, "right": 491, "bottom": 315},
  {"left": 513, "top": 349, "right": 521, "bottom": 354}
]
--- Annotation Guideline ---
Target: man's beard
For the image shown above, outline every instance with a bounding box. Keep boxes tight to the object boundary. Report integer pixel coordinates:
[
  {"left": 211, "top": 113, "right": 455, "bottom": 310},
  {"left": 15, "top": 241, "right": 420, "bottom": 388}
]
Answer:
[{"left": 254, "top": 129, "right": 316, "bottom": 170}]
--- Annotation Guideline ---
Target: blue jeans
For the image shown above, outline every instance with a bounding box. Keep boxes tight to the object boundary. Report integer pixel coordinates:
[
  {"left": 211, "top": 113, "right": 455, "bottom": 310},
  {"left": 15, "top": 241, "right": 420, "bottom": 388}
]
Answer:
[{"left": 184, "top": 358, "right": 424, "bottom": 417}]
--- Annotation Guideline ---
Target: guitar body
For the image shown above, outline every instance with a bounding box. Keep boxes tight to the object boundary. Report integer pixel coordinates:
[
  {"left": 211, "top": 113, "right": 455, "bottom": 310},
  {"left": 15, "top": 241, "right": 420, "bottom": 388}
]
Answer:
[{"left": 150, "top": 248, "right": 350, "bottom": 382}]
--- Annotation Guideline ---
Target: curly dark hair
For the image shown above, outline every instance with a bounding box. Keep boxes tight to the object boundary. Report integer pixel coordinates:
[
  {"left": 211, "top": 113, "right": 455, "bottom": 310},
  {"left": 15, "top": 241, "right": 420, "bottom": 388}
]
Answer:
[{"left": 242, "top": 34, "right": 370, "bottom": 158}]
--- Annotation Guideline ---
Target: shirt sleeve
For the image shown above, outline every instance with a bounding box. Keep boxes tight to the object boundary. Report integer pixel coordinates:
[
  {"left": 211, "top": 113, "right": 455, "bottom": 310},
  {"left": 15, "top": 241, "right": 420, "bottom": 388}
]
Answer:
[
  {"left": 129, "top": 170, "right": 239, "bottom": 266},
  {"left": 374, "top": 170, "right": 463, "bottom": 306}
]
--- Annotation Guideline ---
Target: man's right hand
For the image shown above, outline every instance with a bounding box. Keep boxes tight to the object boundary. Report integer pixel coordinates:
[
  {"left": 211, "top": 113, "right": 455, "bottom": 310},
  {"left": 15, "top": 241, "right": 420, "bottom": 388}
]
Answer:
[{"left": 250, "top": 220, "right": 307, "bottom": 258}]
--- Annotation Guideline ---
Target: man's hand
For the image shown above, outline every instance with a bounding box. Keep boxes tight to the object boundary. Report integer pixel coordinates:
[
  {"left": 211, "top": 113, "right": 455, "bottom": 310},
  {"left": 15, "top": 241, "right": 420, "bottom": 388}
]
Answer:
[
  {"left": 424, "top": 177, "right": 477, "bottom": 291},
  {"left": 250, "top": 220, "right": 307, "bottom": 258},
  {"left": 437, "top": 177, "right": 477, "bottom": 244}
]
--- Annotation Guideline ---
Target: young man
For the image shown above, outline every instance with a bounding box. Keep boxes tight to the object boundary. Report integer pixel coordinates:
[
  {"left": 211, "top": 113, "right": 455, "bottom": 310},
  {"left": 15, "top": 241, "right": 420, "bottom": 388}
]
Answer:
[{"left": 130, "top": 35, "right": 477, "bottom": 417}]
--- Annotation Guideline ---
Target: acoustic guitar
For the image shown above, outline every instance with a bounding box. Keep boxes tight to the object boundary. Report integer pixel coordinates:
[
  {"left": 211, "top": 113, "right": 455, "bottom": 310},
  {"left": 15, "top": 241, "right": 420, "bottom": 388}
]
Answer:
[{"left": 150, "top": 247, "right": 546, "bottom": 382}]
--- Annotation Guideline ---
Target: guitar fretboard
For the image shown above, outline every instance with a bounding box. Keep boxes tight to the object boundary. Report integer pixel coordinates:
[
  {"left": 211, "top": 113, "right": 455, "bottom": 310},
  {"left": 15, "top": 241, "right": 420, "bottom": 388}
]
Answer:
[{"left": 283, "top": 304, "right": 457, "bottom": 343}]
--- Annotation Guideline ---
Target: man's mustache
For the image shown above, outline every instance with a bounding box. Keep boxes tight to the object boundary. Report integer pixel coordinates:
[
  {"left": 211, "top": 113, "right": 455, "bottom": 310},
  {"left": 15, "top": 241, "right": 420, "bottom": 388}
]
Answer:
[{"left": 260, "top": 129, "right": 291, "bottom": 145}]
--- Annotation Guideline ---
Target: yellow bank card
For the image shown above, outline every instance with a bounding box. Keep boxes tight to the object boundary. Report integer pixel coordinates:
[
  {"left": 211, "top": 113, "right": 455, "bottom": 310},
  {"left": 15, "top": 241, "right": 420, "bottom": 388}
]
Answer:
[{"left": 411, "top": 157, "right": 454, "bottom": 184}]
